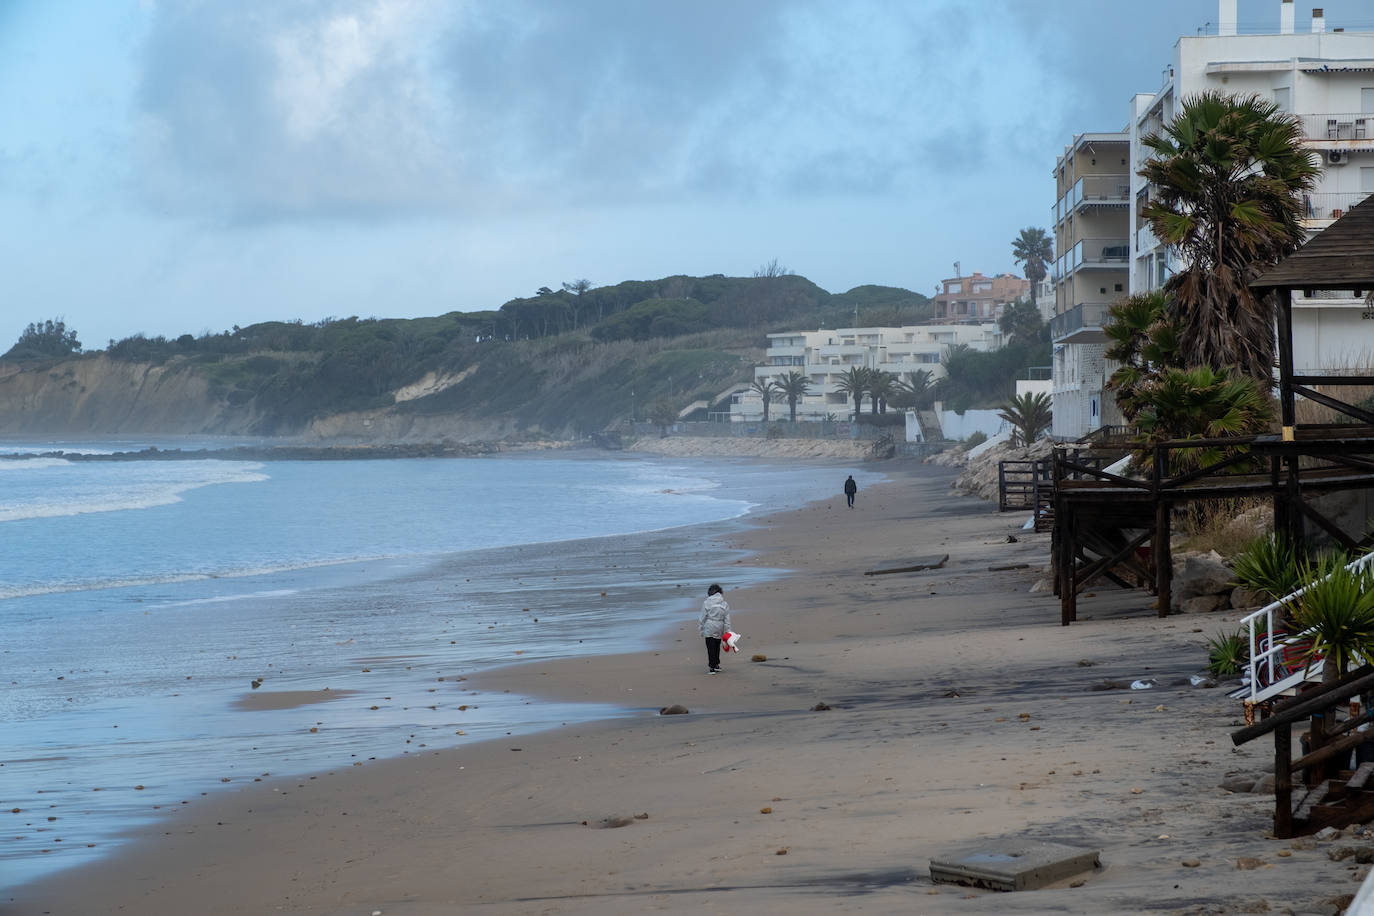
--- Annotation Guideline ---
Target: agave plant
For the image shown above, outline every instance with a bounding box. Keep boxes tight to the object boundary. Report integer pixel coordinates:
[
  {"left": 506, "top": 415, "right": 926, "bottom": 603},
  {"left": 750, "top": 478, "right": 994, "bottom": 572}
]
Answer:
[
  {"left": 1285, "top": 554, "right": 1374, "bottom": 683},
  {"left": 1206, "top": 628, "right": 1249, "bottom": 677},
  {"left": 1231, "top": 533, "right": 1303, "bottom": 605}
]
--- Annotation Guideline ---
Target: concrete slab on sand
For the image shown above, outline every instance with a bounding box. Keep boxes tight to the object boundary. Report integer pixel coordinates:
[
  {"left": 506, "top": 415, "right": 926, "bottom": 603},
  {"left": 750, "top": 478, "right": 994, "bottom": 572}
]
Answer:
[
  {"left": 863, "top": 554, "right": 948, "bottom": 576},
  {"left": 929, "top": 840, "right": 1101, "bottom": 891}
]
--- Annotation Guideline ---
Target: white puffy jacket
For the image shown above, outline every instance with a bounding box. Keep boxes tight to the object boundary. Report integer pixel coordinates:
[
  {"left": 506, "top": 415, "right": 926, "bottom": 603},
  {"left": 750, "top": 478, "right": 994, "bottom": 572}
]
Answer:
[{"left": 698, "top": 593, "right": 732, "bottom": 638}]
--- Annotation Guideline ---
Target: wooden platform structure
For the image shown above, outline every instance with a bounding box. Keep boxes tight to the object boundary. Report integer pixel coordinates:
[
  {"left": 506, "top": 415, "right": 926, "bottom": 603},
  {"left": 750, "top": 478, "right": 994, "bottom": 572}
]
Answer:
[
  {"left": 1054, "top": 196, "right": 1374, "bottom": 625},
  {"left": 998, "top": 429, "right": 1133, "bottom": 532},
  {"left": 1231, "top": 664, "right": 1374, "bottom": 838}
]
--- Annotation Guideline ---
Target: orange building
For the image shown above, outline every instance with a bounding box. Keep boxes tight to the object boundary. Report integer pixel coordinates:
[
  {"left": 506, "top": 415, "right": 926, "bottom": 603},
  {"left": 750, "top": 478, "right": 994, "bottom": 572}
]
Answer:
[{"left": 933, "top": 272, "right": 1029, "bottom": 323}]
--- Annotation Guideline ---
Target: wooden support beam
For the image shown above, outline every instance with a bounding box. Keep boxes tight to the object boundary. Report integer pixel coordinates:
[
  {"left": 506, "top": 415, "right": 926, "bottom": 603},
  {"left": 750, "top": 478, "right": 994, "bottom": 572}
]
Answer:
[
  {"left": 1155, "top": 498, "right": 1172, "bottom": 618},
  {"left": 1276, "top": 721, "right": 1294, "bottom": 839},
  {"left": 1297, "top": 500, "right": 1360, "bottom": 552}
]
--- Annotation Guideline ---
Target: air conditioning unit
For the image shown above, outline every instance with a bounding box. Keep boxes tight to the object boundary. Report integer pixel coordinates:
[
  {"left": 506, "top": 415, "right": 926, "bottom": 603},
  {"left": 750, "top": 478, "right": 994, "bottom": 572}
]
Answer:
[{"left": 1328, "top": 150, "right": 1348, "bottom": 166}]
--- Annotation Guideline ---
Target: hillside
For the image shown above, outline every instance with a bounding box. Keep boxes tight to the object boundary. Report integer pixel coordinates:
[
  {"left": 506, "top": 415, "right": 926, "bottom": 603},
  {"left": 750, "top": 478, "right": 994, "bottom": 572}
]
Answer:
[{"left": 0, "top": 273, "right": 933, "bottom": 442}]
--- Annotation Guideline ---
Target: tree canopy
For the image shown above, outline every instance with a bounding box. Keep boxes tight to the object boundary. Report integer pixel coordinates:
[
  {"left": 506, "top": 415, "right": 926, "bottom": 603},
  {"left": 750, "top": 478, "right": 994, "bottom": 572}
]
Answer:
[
  {"left": 4, "top": 319, "right": 82, "bottom": 360},
  {"left": 1139, "top": 91, "right": 1318, "bottom": 382}
]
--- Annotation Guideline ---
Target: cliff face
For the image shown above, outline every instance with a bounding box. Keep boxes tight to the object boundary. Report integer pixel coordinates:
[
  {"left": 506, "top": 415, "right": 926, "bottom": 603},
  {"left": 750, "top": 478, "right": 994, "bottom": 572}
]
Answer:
[
  {"left": 0, "top": 357, "right": 531, "bottom": 443},
  {"left": 0, "top": 357, "right": 262, "bottom": 437}
]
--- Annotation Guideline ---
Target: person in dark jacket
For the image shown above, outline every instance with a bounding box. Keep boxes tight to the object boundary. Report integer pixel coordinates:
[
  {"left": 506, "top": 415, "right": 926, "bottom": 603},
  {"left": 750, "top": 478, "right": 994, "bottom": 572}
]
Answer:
[{"left": 844, "top": 475, "right": 857, "bottom": 508}]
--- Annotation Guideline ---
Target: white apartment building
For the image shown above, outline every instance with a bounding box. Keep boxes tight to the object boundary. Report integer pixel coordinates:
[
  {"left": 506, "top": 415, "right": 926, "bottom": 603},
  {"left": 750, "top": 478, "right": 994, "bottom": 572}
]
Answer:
[
  {"left": 1051, "top": 0, "right": 1374, "bottom": 440},
  {"left": 730, "top": 324, "right": 1004, "bottom": 422}
]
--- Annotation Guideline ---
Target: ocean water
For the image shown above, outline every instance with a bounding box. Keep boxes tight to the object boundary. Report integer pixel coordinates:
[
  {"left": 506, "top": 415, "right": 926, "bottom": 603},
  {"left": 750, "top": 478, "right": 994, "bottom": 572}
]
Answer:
[{"left": 0, "top": 441, "right": 877, "bottom": 888}]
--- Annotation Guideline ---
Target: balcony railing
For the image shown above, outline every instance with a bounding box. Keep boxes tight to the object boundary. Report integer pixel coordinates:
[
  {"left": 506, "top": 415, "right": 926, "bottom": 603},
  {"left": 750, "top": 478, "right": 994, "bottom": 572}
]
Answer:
[
  {"left": 1051, "top": 237, "right": 1130, "bottom": 281},
  {"left": 1055, "top": 175, "right": 1130, "bottom": 224},
  {"left": 1303, "top": 190, "right": 1374, "bottom": 220},
  {"left": 1050, "top": 302, "right": 1113, "bottom": 341},
  {"left": 1299, "top": 113, "right": 1373, "bottom": 142}
]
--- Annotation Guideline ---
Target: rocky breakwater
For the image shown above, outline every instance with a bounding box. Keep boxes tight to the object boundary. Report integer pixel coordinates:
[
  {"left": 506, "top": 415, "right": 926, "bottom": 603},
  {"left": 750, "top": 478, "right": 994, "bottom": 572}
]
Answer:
[{"left": 628, "top": 435, "right": 870, "bottom": 460}]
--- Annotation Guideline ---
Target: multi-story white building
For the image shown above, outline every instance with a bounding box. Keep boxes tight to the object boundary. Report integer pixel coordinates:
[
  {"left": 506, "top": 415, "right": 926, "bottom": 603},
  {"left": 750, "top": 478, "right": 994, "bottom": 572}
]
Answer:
[
  {"left": 730, "top": 324, "right": 1004, "bottom": 422},
  {"left": 1050, "top": 131, "right": 1132, "bottom": 438},
  {"left": 1051, "top": 0, "right": 1374, "bottom": 440}
]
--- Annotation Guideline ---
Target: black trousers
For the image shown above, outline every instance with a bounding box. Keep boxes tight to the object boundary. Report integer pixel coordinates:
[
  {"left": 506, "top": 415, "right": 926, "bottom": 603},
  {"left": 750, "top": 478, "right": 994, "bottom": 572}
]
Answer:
[{"left": 704, "top": 636, "right": 721, "bottom": 669}]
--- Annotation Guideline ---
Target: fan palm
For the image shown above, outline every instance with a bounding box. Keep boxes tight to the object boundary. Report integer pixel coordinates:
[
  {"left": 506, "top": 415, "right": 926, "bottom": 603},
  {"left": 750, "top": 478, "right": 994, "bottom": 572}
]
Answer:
[
  {"left": 776, "top": 371, "right": 811, "bottom": 423},
  {"left": 834, "top": 366, "right": 870, "bottom": 417},
  {"left": 1010, "top": 227, "right": 1053, "bottom": 306},
  {"left": 1139, "top": 91, "right": 1318, "bottom": 382},
  {"left": 997, "top": 392, "right": 1053, "bottom": 447},
  {"left": 1133, "top": 365, "right": 1273, "bottom": 474},
  {"left": 749, "top": 377, "right": 780, "bottom": 422},
  {"left": 1104, "top": 291, "right": 1182, "bottom": 423}
]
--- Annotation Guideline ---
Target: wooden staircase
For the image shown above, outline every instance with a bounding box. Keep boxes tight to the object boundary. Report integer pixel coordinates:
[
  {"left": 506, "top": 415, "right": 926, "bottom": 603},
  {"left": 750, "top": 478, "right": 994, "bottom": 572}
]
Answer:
[{"left": 1232, "top": 665, "right": 1374, "bottom": 838}]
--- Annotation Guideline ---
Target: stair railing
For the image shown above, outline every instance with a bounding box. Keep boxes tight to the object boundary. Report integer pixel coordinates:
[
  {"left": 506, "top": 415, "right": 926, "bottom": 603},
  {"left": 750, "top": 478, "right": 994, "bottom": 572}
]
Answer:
[{"left": 1240, "top": 551, "right": 1374, "bottom": 707}]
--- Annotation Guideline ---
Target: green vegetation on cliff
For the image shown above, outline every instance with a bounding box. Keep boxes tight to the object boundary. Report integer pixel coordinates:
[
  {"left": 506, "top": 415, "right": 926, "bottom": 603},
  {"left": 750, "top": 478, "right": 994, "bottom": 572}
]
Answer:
[{"left": 1, "top": 272, "right": 958, "bottom": 437}]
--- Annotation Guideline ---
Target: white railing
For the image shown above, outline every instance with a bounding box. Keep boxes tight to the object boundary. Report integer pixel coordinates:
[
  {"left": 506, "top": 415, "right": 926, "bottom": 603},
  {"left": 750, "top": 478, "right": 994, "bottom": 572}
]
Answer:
[
  {"left": 1239, "top": 551, "right": 1374, "bottom": 706},
  {"left": 1299, "top": 113, "right": 1373, "bottom": 142}
]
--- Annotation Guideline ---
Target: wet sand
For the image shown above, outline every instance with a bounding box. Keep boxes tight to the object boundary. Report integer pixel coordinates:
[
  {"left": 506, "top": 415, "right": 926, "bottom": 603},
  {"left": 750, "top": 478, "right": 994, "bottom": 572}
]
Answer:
[{"left": 9, "top": 460, "right": 1366, "bottom": 915}]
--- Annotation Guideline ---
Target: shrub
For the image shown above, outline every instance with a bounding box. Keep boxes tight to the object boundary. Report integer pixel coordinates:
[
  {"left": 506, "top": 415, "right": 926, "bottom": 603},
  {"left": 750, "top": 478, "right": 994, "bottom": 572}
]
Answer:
[
  {"left": 1206, "top": 629, "right": 1249, "bottom": 677},
  {"left": 1231, "top": 532, "right": 1302, "bottom": 603},
  {"left": 964, "top": 430, "right": 988, "bottom": 449}
]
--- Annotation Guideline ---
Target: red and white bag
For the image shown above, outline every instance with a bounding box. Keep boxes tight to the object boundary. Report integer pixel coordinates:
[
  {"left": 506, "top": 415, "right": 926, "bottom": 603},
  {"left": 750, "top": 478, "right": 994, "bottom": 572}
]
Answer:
[{"left": 722, "top": 630, "right": 742, "bottom": 653}]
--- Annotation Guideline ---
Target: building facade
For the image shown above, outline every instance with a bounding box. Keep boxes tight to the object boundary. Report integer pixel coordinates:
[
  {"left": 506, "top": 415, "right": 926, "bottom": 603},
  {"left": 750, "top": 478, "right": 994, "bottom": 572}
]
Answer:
[
  {"left": 1051, "top": 0, "right": 1374, "bottom": 440},
  {"left": 730, "top": 324, "right": 1004, "bottom": 422},
  {"left": 1049, "top": 131, "right": 1131, "bottom": 438},
  {"left": 933, "top": 272, "right": 1029, "bottom": 323}
]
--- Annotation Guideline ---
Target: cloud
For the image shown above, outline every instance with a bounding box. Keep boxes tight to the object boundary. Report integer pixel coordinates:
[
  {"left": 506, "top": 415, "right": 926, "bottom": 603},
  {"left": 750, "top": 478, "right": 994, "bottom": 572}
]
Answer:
[{"left": 128, "top": 0, "right": 1064, "bottom": 222}]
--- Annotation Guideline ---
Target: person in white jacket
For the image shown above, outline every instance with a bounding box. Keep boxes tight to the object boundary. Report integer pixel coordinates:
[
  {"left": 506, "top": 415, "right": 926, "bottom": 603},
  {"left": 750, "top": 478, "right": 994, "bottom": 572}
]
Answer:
[{"left": 698, "top": 583, "right": 731, "bottom": 674}]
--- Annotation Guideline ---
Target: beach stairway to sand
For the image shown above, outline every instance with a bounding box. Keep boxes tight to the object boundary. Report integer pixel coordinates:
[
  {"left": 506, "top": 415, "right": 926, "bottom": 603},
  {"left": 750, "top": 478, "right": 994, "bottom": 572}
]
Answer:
[{"left": 1233, "top": 663, "right": 1374, "bottom": 837}]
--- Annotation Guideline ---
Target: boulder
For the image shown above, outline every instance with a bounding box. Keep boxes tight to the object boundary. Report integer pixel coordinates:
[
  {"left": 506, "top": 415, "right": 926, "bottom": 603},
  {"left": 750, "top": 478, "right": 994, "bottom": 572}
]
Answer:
[
  {"left": 1181, "top": 594, "right": 1230, "bottom": 614},
  {"left": 1230, "top": 585, "right": 1269, "bottom": 610},
  {"left": 1172, "top": 550, "right": 1233, "bottom": 609}
]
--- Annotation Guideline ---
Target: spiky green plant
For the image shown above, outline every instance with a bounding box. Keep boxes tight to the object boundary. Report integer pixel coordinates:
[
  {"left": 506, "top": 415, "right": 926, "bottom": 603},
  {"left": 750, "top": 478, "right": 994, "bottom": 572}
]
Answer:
[
  {"left": 1206, "top": 629, "right": 1250, "bottom": 677},
  {"left": 1285, "top": 554, "right": 1374, "bottom": 683},
  {"left": 1231, "top": 532, "right": 1303, "bottom": 604}
]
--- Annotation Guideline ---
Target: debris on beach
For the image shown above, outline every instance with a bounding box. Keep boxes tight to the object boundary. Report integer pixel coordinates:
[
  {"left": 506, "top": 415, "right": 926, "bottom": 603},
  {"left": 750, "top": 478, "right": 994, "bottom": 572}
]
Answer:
[
  {"left": 811, "top": 702, "right": 831, "bottom": 711},
  {"left": 751, "top": 654, "right": 767, "bottom": 662},
  {"left": 659, "top": 704, "right": 689, "bottom": 715}
]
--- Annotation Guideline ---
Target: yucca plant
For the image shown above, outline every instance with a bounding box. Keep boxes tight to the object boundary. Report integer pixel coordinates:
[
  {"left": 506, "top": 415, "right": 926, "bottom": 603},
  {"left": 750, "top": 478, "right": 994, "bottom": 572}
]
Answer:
[
  {"left": 1231, "top": 533, "right": 1303, "bottom": 605},
  {"left": 1285, "top": 554, "right": 1374, "bottom": 683},
  {"left": 1206, "top": 629, "right": 1250, "bottom": 677}
]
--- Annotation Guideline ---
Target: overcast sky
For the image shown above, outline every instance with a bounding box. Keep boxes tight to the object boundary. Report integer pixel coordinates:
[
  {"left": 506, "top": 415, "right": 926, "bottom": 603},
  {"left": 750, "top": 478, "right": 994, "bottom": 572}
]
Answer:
[{"left": 3, "top": 0, "right": 1373, "bottom": 348}]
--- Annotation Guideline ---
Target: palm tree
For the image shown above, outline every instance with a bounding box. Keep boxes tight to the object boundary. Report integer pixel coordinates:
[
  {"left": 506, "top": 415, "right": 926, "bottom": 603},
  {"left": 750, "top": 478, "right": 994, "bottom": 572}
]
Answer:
[
  {"left": 834, "top": 366, "right": 870, "bottom": 417},
  {"left": 1134, "top": 365, "right": 1273, "bottom": 474},
  {"left": 776, "top": 371, "right": 811, "bottom": 423},
  {"left": 1139, "top": 91, "right": 1319, "bottom": 383},
  {"left": 890, "top": 369, "right": 934, "bottom": 410},
  {"left": 1104, "top": 290, "right": 1182, "bottom": 424},
  {"left": 749, "top": 377, "right": 780, "bottom": 422},
  {"left": 867, "top": 370, "right": 897, "bottom": 414},
  {"left": 997, "top": 392, "right": 1053, "bottom": 447},
  {"left": 1011, "top": 228, "right": 1053, "bottom": 306}
]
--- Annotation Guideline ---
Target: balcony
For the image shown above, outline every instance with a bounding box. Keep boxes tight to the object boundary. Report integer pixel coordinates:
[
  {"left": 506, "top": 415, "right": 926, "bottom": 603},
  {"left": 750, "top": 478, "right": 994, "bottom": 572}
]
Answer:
[
  {"left": 1303, "top": 190, "right": 1374, "bottom": 222},
  {"left": 1051, "top": 302, "right": 1113, "bottom": 343},
  {"left": 1299, "top": 113, "right": 1374, "bottom": 144},
  {"left": 1055, "top": 175, "right": 1130, "bottom": 225},
  {"left": 1051, "top": 237, "right": 1130, "bottom": 282}
]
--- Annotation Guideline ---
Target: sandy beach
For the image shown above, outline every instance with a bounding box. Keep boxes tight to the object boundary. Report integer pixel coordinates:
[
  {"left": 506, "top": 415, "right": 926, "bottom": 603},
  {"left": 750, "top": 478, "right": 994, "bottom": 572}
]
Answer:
[{"left": 8, "top": 459, "right": 1368, "bottom": 915}]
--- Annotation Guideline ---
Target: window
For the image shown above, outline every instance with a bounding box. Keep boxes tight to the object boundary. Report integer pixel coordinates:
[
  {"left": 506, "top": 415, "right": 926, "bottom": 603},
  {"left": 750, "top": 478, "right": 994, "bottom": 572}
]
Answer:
[
  {"left": 1361, "top": 167, "right": 1374, "bottom": 193},
  {"left": 1363, "top": 88, "right": 1374, "bottom": 113},
  {"left": 1273, "top": 87, "right": 1290, "bottom": 112}
]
